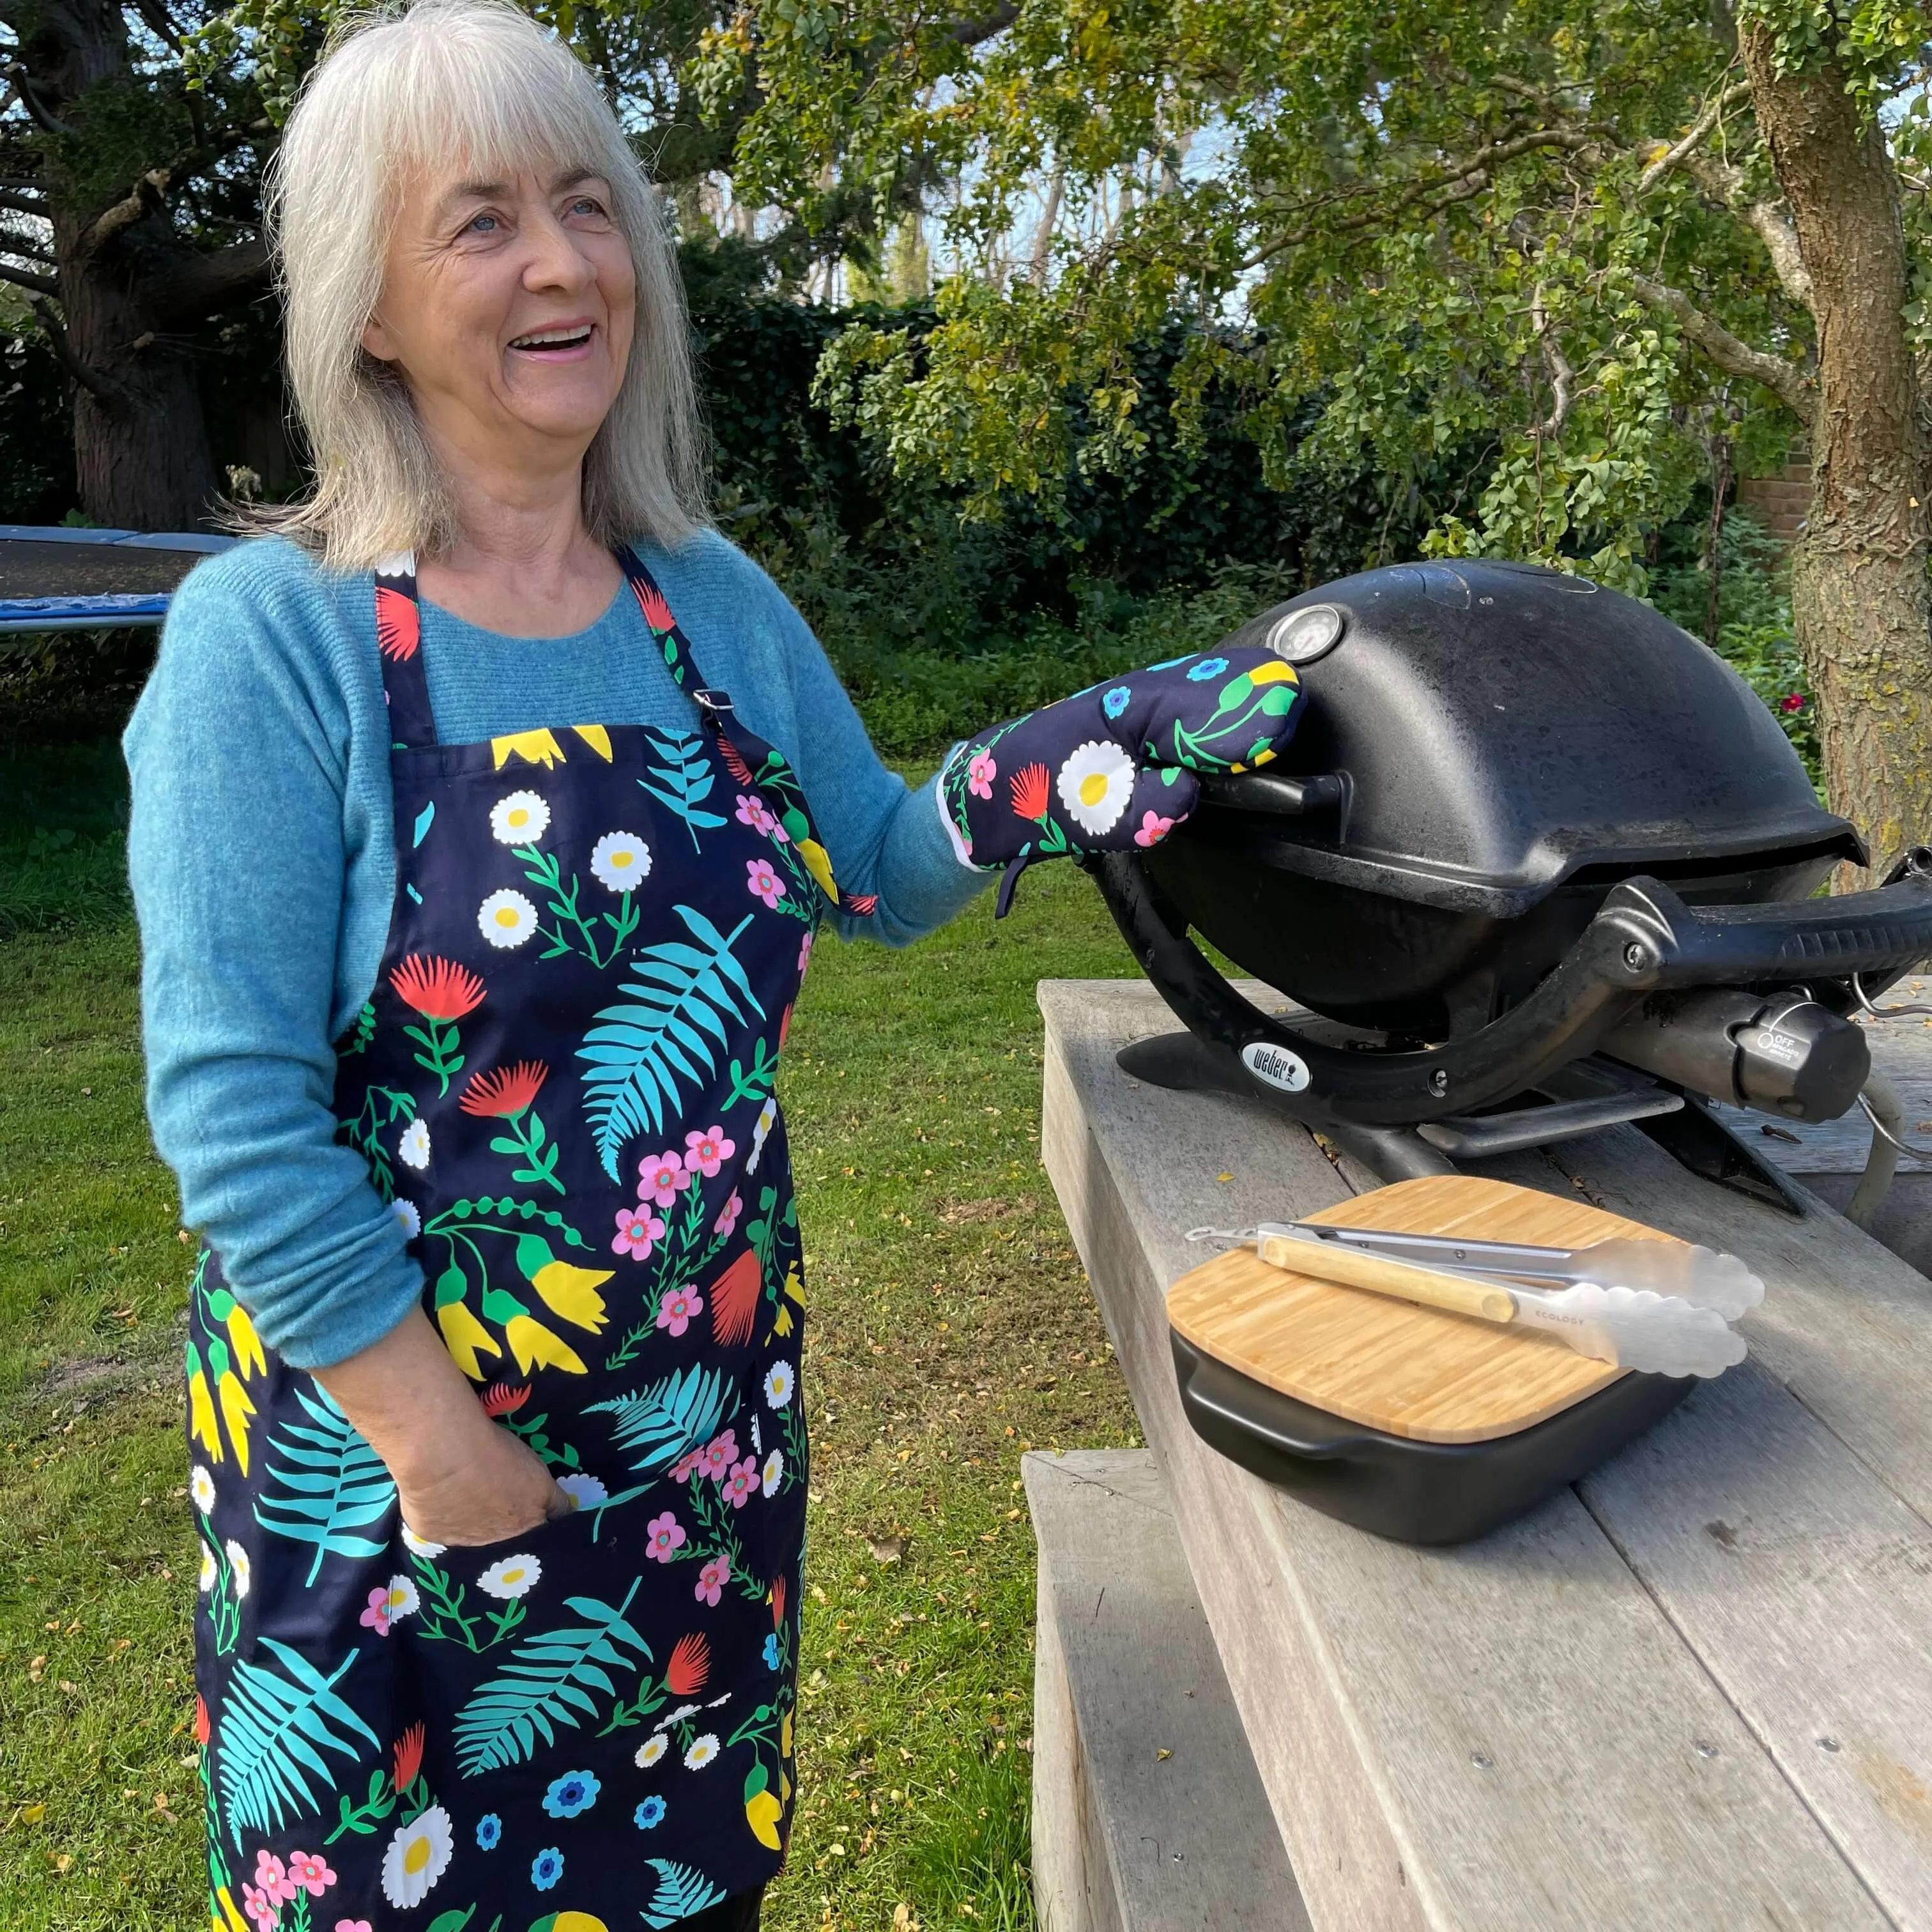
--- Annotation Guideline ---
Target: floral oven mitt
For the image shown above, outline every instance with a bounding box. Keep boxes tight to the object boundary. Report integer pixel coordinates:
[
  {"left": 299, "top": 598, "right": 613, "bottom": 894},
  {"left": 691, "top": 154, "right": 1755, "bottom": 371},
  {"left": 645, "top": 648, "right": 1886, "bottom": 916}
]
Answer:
[{"left": 937, "top": 648, "right": 1303, "bottom": 916}]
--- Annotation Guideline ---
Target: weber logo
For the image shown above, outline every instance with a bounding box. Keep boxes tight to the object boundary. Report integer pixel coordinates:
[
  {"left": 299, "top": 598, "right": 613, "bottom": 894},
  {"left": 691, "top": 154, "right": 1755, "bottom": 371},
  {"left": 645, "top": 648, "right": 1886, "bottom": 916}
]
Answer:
[{"left": 1241, "top": 1040, "right": 1310, "bottom": 1092}]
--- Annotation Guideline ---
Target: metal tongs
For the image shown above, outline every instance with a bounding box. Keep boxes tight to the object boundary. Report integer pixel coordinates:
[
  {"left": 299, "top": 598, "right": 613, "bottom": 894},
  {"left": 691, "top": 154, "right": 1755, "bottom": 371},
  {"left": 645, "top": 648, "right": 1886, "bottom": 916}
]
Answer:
[{"left": 1254, "top": 1221, "right": 1761, "bottom": 1379}]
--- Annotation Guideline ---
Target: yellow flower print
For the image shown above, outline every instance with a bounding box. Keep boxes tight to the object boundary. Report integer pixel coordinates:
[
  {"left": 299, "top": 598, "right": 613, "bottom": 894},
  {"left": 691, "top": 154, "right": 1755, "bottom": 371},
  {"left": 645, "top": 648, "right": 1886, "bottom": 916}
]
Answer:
[
  {"left": 436, "top": 1300, "right": 503, "bottom": 1381},
  {"left": 1246, "top": 659, "right": 1299, "bottom": 686},
  {"left": 746, "top": 1784, "right": 784, "bottom": 1850},
  {"left": 530, "top": 1260, "right": 613, "bottom": 1334},
  {"left": 781, "top": 1706, "right": 793, "bottom": 1758},
  {"left": 772, "top": 1261, "right": 807, "bottom": 1339},
  {"left": 225, "top": 1303, "right": 266, "bottom": 1379},
  {"left": 549, "top": 1915, "right": 612, "bottom": 1932},
  {"left": 217, "top": 1370, "right": 257, "bottom": 1476},
  {"left": 505, "top": 1314, "right": 588, "bottom": 1376},
  {"left": 490, "top": 728, "right": 567, "bottom": 770},
  {"left": 571, "top": 724, "right": 614, "bottom": 761},
  {"left": 213, "top": 1885, "right": 250, "bottom": 1932},
  {"left": 795, "top": 837, "right": 839, "bottom": 905},
  {"left": 188, "top": 1356, "right": 221, "bottom": 1462}
]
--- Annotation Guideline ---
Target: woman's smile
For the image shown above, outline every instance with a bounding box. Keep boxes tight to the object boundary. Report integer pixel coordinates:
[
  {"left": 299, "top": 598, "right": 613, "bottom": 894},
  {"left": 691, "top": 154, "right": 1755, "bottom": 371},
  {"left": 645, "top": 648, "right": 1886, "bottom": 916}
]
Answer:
[{"left": 507, "top": 318, "right": 599, "bottom": 361}]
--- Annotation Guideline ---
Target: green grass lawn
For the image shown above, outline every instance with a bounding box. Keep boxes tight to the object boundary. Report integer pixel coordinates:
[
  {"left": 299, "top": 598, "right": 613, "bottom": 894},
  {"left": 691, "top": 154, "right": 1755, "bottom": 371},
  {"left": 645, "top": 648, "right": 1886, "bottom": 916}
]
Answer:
[{"left": 0, "top": 754, "right": 1144, "bottom": 1932}]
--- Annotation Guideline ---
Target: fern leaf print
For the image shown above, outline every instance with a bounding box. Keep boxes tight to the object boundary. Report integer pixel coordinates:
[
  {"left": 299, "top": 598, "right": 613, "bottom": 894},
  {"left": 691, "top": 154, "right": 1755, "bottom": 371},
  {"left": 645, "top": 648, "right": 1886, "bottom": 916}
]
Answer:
[
  {"left": 215, "top": 1638, "right": 379, "bottom": 1847},
  {"left": 253, "top": 1383, "right": 398, "bottom": 1584},
  {"left": 641, "top": 1857, "right": 729, "bottom": 1925},
  {"left": 587, "top": 1363, "right": 738, "bottom": 1477},
  {"left": 577, "top": 907, "right": 764, "bottom": 1180},
  {"left": 452, "top": 1584, "right": 650, "bottom": 1776},
  {"left": 639, "top": 728, "right": 728, "bottom": 849}
]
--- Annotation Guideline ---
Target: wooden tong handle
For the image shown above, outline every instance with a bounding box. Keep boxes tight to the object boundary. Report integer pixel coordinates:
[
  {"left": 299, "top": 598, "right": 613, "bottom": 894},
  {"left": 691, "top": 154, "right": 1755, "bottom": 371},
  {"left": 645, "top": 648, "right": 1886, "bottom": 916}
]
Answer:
[{"left": 1255, "top": 1232, "right": 1519, "bottom": 1324}]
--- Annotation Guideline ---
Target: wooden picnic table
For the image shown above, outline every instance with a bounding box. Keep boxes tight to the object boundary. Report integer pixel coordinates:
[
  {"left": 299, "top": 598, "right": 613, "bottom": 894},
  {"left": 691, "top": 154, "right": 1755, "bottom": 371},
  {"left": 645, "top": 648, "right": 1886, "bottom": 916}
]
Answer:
[{"left": 1038, "top": 977, "right": 1932, "bottom": 1932}]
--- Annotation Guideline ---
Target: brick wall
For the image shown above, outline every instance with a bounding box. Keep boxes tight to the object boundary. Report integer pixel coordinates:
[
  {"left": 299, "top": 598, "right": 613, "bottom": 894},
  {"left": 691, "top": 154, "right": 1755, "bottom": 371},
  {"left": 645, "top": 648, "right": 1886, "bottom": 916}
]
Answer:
[{"left": 1735, "top": 461, "right": 1811, "bottom": 546}]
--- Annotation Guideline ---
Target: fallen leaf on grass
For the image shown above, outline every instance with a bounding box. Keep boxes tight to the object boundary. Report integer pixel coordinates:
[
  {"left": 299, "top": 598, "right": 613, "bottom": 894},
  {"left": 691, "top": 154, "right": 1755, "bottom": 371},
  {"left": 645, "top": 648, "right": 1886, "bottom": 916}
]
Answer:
[
  {"left": 893, "top": 1906, "right": 920, "bottom": 1931},
  {"left": 1156, "top": 1747, "right": 1172, "bottom": 1761},
  {"left": 19, "top": 1803, "right": 45, "bottom": 1825},
  {"left": 866, "top": 1535, "right": 907, "bottom": 1564}
]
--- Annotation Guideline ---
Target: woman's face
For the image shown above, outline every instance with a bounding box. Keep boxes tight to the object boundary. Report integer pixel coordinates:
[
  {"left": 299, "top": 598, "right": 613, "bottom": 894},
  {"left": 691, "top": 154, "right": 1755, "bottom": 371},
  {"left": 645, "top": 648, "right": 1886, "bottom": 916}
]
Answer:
[{"left": 362, "top": 162, "right": 636, "bottom": 476}]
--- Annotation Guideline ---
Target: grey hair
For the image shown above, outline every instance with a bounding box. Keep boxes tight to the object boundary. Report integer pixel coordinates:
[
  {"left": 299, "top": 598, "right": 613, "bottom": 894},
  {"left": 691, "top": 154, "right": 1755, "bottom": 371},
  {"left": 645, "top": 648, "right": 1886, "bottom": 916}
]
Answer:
[{"left": 249, "top": 0, "right": 706, "bottom": 567}]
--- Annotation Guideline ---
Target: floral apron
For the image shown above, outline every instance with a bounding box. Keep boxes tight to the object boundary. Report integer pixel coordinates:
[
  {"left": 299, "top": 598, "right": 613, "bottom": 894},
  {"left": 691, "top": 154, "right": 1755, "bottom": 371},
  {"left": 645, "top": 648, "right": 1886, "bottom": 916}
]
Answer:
[{"left": 187, "top": 547, "right": 850, "bottom": 1932}]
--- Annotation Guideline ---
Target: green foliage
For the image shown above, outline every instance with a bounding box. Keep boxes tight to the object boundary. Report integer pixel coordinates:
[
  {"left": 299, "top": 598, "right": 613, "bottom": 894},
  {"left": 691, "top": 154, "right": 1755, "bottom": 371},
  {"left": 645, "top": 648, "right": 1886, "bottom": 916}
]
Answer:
[
  {"left": 252, "top": 1382, "right": 399, "bottom": 1584},
  {"left": 215, "top": 1637, "right": 379, "bottom": 1846},
  {"left": 588, "top": 1362, "right": 739, "bottom": 1476},
  {"left": 1650, "top": 505, "right": 1820, "bottom": 781},
  {"left": 717, "top": 0, "right": 1932, "bottom": 595}
]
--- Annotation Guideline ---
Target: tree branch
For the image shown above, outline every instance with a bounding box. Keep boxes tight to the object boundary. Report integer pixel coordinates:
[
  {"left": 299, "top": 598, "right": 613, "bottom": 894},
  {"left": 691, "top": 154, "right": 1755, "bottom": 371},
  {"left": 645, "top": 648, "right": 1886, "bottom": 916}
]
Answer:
[
  {"left": 26, "top": 296, "right": 123, "bottom": 402},
  {"left": 1635, "top": 78, "right": 1752, "bottom": 194},
  {"left": 0, "top": 187, "right": 45, "bottom": 218},
  {"left": 1683, "top": 150, "right": 1813, "bottom": 308},
  {"left": 944, "top": 2, "right": 1017, "bottom": 50},
  {"left": 1628, "top": 270, "right": 1813, "bottom": 422},
  {"left": 83, "top": 169, "right": 171, "bottom": 256},
  {"left": 1531, "top": 286, "right": 1575, "bottom": 436},
  {"left": 0, "top": 257, "right": 56, "bottom": 297},
  {"left": 137, "top": 236, "right": 270, "bottom": 325}
]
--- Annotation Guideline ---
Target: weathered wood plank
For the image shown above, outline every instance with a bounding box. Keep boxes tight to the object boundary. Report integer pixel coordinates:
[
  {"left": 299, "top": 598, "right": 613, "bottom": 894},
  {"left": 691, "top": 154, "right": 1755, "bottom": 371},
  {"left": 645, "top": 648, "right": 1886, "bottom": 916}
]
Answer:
[
  {"left": 1041, "top": 978, "right": 1891, "bottom": 1931},
  {"left": 1025, "top": 1449, "right": 1310, "bottom": 1932},
  {"left": 1578, "top": 1361, "right": 1932, "bottom": 1928}
]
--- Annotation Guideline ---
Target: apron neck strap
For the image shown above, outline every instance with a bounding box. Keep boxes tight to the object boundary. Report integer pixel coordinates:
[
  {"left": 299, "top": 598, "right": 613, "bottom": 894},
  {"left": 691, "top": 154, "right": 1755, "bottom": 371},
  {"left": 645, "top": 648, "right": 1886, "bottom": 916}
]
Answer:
[{"left": 371, "top": 546, "right": 715, "bottom": 753}]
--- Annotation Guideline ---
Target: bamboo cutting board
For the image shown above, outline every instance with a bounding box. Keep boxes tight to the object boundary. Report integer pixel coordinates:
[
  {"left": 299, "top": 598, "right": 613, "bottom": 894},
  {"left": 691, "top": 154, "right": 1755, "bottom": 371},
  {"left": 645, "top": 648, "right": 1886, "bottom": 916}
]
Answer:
[{"left": 1167, "top": 1174, "right": 1693, "bottom": 1443}]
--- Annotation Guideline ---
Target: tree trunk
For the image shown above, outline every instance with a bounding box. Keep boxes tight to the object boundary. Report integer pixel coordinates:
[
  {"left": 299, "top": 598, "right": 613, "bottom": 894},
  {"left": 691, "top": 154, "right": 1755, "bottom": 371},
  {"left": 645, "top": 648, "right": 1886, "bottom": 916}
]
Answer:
[
  {"left": 54, "top": 214, "right": 222, "bottom": 530},
  {"left": 1743, "top": 27, "right": 1932, "bottom": 875}
]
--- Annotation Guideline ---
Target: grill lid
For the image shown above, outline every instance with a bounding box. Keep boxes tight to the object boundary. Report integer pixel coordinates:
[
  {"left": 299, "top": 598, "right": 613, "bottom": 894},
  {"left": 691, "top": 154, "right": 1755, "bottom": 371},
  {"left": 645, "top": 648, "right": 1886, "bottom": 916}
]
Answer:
[{"left": 1210, "top": 558, "right": 1860, "bottom": 916}]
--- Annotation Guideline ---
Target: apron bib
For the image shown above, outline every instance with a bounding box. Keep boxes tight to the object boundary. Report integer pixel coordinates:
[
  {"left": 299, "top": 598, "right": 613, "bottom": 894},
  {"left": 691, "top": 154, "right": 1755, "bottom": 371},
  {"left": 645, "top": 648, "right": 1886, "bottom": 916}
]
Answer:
[{"left": 186, "top": 549, "right": 838, "bottom": 1932}]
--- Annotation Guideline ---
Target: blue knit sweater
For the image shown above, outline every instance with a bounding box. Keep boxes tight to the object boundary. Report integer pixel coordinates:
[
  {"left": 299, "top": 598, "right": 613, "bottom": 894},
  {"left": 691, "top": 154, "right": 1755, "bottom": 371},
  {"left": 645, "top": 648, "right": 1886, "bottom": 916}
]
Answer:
[{"left": 125, "top": 531, "right": 987, "bottom": 1371}]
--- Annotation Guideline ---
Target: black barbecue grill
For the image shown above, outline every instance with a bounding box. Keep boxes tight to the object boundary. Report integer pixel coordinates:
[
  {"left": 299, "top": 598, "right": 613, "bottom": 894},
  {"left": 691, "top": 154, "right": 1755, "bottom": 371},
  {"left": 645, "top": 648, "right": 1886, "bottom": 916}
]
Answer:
[{"left": 1098, "top": 557, "right": 1932, "bottom": 1206}]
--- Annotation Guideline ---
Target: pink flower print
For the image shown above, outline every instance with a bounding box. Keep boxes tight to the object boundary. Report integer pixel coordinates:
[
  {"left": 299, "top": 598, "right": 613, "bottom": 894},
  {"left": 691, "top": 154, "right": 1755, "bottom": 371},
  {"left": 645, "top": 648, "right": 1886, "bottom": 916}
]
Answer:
[
  {"left": 746, "top": 857, "right": 785, "bottom": 909},
  {"left": 695, "top": 1553, "right": 732, "bottom": 1606},
  {"left": 613, "top": 1204, "right": 665, "bottom": 1260},
  {"left": 645, "top": 1511, "right": 687, "bottom": 1562},
  {"left": 735, "top": 792, "right": 771, "bottom": 832},
  {"left": 798, "top": 930, "right": 813, "bottom": 975},
  {"left": 358, "top": 1586, "right": 393, "bottom": 1636},
  {"left": 1133, "top": 809, "right": 1176, "bottom": 848},
  {"left": 241, "top": 1884, "right": 277, "bottom": 1932},
  {"left": 335, "top": 1922, "right": 374, "bottom": 1932},
  {"left": 636, "top": 1149, "right": 690, "bottom": 1209},
  {"left": 696, "top": 1429, "right": 739, "bottom": 1482},
  {"left": 286, "top": 1852, "right": 336, "bottom": 1898},
  {"left": 254, "top": 1851, "right": 296, "bottom": 1905},
  {"left": 967, "top": 748, "right": 997, "bottom": 801},
  {"left": 656, "top": 1284, "right": 705, "bottom": 1337},
  {"left": 714, "top": 1189, "right": 742, "bottom": 1240},
  {"left": 721, "top": 1455, "right": 762, "bottom": 1509},
  {"left": 670, "top": 1448, "right": 703, "bottom": 1483},
  {"left": 684, "top": 1124, "right": 735, "bottom": 1177}
]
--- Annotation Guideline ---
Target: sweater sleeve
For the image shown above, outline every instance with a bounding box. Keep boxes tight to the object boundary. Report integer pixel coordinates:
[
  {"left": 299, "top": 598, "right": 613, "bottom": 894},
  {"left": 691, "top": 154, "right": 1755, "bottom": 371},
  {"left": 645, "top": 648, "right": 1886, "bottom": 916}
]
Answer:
[
  {"left": 649, "top": 531, "right": 991, "bottom": 946},
  {"left": 124, "top": 545, "right": 425, "bottom": 1371}
]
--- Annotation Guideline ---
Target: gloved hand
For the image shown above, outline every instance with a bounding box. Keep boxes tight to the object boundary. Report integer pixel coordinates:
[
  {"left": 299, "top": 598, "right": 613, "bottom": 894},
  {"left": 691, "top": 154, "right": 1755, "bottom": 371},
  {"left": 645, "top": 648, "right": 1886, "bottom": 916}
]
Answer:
[{"left": 937, "top": 647, "right": 1303, "bottom": 915}]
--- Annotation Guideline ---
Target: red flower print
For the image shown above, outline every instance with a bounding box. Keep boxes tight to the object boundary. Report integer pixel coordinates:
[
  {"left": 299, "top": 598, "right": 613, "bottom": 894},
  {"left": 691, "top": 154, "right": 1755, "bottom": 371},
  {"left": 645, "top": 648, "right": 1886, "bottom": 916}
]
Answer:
[
  {"left": 707, "top": 1247, "right": 760, "bottom": 1347},
  {"left": 613, "top": 1204, "right": 666, "bottom": 1260},
  {"left": 718, "top": 735, "right": 755, "bottom": 784},
  {"left": 392, "top": 1721, "right": 425, "bottom": 1794},
  {"left": 480, "top": 1382, "right": 531, "bottom": 1417},
  {"left": 286, "top": 1850, "right": 336, "bottom": 1898},
  {"left": 694, "top": 1554, "right": 731, "bottom": 1607},
  {"left": 667, "top": 1630, "right": 712, "bottom": 1694},
  {"left": 656, "top": 1284, "right": 705, "bottom": 1337},
  {"left": 721, "top": 1455, "right": 761, "bottom": 1508},
  {"left": 632, "top": 579, "right": 675, "bottom": 635},
  {"left": 389, "top": 954, "right": 484, "bottom": 1022},
  {"left": 746, "top": 858, "right": 785, "bottom": 909},
  {"left": 845, "top": 893, "right": 879, "bottom": 916},
  {"left": 375, "top": 583, "right": 420, "bottom": 662},
  {"left": 194, "top": 1692, "right": 211, "bottom": 1746},
  {"left": 770, "top": 1573, "right": 787, "bottom": 1629},
  {"left": 1009, "top": 763, "right": 1051, "bottom": 822},
  {"left": 684, "top": 1124, "right": 735, "bottom": 1177},
  {"left": 779, "top": 1002, "right": 793, "bottom": 1048},
  {"left": 459, "top": 1059, "right": 548, "bottom": 1119},
  {"left": 1133, "top": 809, "right": 1176, "bottom": 848},
  {"left": 645, "top": 1510, "right": 687, "bottom": 1562}
]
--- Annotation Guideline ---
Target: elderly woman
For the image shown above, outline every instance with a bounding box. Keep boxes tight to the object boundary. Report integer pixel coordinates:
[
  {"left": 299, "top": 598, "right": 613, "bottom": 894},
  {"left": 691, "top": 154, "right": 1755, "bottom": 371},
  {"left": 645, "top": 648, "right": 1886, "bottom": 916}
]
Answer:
[{"left": 125, "top": 3, "right": 1302, "bottom": 1925}]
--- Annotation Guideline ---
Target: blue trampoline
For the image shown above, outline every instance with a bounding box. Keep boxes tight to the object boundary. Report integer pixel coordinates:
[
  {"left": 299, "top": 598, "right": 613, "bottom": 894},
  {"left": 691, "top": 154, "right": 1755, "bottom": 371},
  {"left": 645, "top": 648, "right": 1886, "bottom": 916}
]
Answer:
[{"left": 0, "top": 525, "right": 235, "bottom": 632}]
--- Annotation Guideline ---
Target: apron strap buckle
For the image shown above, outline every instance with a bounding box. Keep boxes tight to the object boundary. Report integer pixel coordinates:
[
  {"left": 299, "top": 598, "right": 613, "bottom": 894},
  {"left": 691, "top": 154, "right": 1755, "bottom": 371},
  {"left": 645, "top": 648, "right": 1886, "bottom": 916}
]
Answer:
[{"left": 693, "top": 687, "right": 737, "bottom": 726}]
